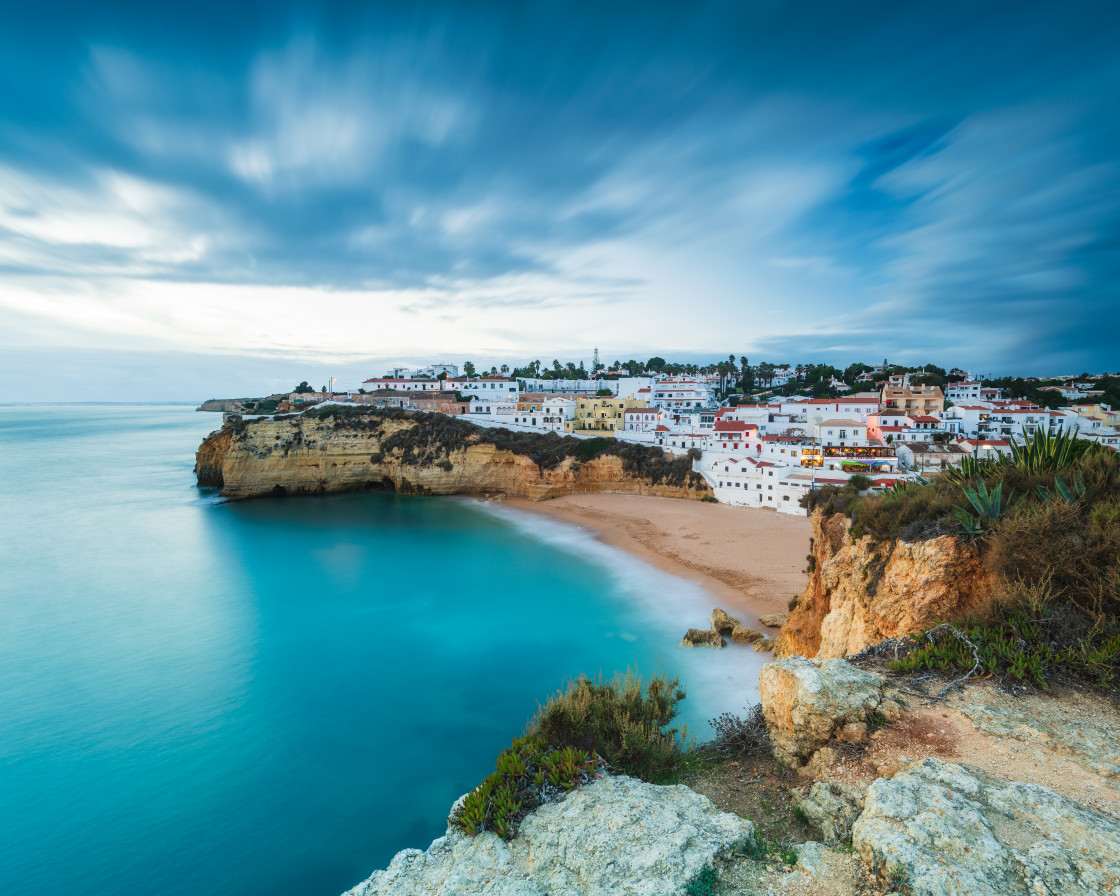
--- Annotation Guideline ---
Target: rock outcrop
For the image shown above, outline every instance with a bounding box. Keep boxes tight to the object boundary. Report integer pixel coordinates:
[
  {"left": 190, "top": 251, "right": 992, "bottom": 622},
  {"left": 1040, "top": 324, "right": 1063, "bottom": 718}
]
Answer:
[
  {"left": 681, "top": 628, "right": 726, "bottom": 648},
  {"left": 710, "top": 608, "right": 741, "bottom": 634},
  {"left": 730, "top": 624, "right": 763, "bottom": 644},
  {"left": 778, "top": 512, "right": 994, "bottom": 659},
  {"left": 792, "top": 781, "right": 865, "bottom": 845},
  {"left": 758, "top": 656, "right": 890, "bottom": 770},
  {"left": 852, "top": 758, "right": 1120, "bottom": 896},
  {"left": 197, "top": 398, "right": 249, "bottom": 412},
  {"left": 345, "top": 775, "right": 751, "bottom": 896},
  {"left": 759, "top": 613, "right": 787, "bottom": 628},
  {"left": 195, "top": 410, "right": 713, "bottom": 501}
]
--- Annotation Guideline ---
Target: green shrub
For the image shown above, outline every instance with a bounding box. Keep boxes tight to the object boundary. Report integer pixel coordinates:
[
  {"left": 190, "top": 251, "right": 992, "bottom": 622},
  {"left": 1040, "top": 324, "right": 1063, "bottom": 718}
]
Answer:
[
  {"left": 531, "top": 672, "right": 691, "bottom": 783},
  {"left": 455, "top": 735, "right": 599, "bottom": 840},
  {"left": 685, "top": 865, "right": 720, "bottom": 896}
]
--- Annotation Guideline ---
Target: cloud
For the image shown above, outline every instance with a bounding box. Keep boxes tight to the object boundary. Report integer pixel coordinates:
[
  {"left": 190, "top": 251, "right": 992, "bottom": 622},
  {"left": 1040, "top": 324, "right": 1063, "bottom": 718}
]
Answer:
[{"left": 1, "top": 1, "right": 1119, "bottom": 400}]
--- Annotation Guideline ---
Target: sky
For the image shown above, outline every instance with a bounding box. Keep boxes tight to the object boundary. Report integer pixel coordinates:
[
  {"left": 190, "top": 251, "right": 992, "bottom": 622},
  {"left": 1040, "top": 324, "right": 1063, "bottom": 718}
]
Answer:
[{"left": 1, "top": 1, "right": 1118, "bottom": 400}]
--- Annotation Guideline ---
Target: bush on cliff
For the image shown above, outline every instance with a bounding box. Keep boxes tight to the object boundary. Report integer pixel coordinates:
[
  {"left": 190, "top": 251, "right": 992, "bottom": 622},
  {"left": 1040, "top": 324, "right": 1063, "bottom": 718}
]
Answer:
[
  {"left": 885, "top": 446, "right": 1120, "bottom": 687},
  {"left": 452, "top": 672, "right": 693, "bottom": 842},
  {"left": 531, "top": 671, "right": 692, "bottom": 783},
  {"left": 805, "top": 431, "right": 1120, "bottom": 687},
  {"left": 454, "top": 735, "right": 600, "bottom": 841}
]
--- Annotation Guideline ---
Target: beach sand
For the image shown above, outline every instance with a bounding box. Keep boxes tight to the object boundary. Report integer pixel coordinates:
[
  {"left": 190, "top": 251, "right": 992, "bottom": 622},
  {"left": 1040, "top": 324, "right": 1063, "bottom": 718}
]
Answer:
[{"left": 504, "top": 494, "right": 812, "bottom": 626}]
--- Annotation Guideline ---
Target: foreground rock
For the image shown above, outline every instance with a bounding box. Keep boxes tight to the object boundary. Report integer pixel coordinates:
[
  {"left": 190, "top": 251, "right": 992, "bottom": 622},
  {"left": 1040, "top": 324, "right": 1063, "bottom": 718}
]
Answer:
[
  {"left": 682, "top": 628, "right": 726, "bottom": 648},
  {"left": 758, "top": 656, "right": 888, "bottom": 770},
  {"left": 853, "top": 758, "right": 1120, "bottom": 896},
  {"left": 792, "top": 782, "right": 865, "bottom": 845},
  {"left": 345, "top": 775, "right": 752, "bottom": 896},
  {"left": 710, "top": 608, "right": 741, "bottom": 634}
]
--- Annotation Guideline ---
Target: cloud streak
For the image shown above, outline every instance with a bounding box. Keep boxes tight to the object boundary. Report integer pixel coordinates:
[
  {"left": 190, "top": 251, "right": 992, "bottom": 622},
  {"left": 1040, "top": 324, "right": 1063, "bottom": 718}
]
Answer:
[{"left": 1, "top": 1, "right": 1118, "bottom": 399}]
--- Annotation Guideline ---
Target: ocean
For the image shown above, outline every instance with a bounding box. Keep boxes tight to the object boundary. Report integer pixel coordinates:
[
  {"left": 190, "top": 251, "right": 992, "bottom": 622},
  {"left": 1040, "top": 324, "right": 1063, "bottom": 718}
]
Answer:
[{"left": 0, "top": 405, "right": 765, "bottom": 896}]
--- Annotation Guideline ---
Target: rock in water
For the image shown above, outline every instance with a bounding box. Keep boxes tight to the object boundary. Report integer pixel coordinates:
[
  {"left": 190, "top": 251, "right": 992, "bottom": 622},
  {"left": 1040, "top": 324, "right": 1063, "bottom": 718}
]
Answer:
[
  {"left": 752, "top": 637, "right": 776, "bottom": 653},
  {"left": 710, "top": 607, "right": 741, "bottom": 634},
  {"left": 730, "top": 625, "right": 763, "bottom": 644},
  {"left": 759, "top": 613, "right": 787, "bottom": 628},
  {"left": 852, "top": 759, "right": 1120, "bottom": 896},
  {"left": 681, "top": 628, "right": 727, "bottom": 648},
  {"left": 344, "top": 775, "right": 752, "bottom": 896},
  {"left": 758, "top": 656, "right": 885, "bottom": 768}
]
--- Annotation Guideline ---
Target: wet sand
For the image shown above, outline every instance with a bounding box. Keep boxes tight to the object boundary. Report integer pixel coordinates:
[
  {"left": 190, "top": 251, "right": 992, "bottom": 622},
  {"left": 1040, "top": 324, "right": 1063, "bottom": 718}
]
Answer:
[{"left": 504, "top": 493, "right": 812, "bottom": 626}]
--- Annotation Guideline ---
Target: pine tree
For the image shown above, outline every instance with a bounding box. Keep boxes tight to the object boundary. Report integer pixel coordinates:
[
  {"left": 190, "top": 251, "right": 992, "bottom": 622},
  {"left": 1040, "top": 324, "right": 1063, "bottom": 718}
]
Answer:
[{"left": 592, "top": 347, "right": 601, "bottom": 372}]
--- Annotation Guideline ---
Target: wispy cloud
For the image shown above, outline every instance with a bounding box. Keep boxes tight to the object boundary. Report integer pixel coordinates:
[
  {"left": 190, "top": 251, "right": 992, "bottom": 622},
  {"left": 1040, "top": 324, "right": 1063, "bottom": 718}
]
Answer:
[{"left": 1, "top": 1, "right": 1118, "bottom": 399}]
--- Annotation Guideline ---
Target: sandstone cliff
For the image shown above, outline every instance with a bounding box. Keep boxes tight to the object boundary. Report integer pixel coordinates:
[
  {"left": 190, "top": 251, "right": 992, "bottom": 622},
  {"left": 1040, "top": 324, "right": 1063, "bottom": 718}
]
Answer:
[
  {"left": 195, "top": 409, "right": 713, "bottom": 502},
  {"left": 777, "top": 511, "right": 993, "bottom": 659}
]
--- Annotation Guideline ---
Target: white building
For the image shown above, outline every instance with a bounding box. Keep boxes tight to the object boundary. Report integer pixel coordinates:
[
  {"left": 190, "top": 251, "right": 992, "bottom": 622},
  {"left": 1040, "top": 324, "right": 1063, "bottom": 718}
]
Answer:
[
  {"left": 517, "top": 377, "right": 602, "bottom": 394},
  {"left": 780, "top": 396, "right": 881, "bottom": 425},
  {"left": 947, "top": 402, "right": 1048, "bottom": 440},
  {"left": 362, "top": 377, "right": 442, "bottom": 392},
  {"left": 416, "top": 362, "right": 459, "bottom": 378},
  {"left": 511, "top": 398, "right": 576, "bottom": 432},
  {"left": 648, "top": 377, "right": 716, "bottom": 410},
  {"left": 446, "top": 377, "right": 520, "bottom": 400},
  {"left": 463, "top": 397, "right": 518, "bottom": 418},
  {"left": 623, "top": 408, "right": 665, "bottom": 432}
]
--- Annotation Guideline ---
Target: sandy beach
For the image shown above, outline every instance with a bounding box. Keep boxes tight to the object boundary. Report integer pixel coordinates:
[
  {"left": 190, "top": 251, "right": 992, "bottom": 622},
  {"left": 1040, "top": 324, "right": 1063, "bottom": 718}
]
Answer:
[{"left": 504, "top": 494, "right": 812, "bottom": 626}]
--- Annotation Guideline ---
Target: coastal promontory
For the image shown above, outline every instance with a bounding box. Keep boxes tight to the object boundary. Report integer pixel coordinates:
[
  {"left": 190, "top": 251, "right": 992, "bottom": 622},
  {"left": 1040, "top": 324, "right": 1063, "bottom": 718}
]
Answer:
[{"left": 195, "top": 407, "right": 713, "bottom": 501}]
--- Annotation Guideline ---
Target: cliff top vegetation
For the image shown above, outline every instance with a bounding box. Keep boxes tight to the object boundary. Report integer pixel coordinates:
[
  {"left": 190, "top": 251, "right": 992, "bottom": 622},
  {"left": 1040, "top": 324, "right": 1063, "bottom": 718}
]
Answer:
[{"left": 805, "top": 430, "right": 1120, "bottom": 688}]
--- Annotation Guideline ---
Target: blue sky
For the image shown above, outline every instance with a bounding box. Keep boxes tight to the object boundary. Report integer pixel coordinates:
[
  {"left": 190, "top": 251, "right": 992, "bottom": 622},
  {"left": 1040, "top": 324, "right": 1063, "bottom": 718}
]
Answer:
[{"left": 2, "top": 1, "right": 1118, "bottom": 400}]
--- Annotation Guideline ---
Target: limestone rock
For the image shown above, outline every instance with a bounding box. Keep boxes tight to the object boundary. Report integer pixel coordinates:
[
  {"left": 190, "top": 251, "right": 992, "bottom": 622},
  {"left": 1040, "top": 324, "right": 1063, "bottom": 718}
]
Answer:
[
  {"left": 710, "top": 607, "right": 741, "bottom": 634},
  {"left": 792, "top": 781, "right": 865, "bottom": 845},
  {"left": 852, "top": 758, "right": 1120, "bottom": 896},
  {"left": 758, "top": 656, "right": 884, "bottom": 767},
  {"left": 195, "top": 414, "right": 713, "bottom": 501},
  {"left": 344, "top": 775, "right": 752, "bottom": 896},
  {"left": 759, "top": 613, "right": 787, "bottom": 628},
  {"left": 752, "top": 637, "right": 776, "bottom": 653},
  {"left": 730, "top": 625, "right": 763, "bottom": 644},
  {"left": 681, "top": 628, "right": 726, "bottom": 648},
  {"left": 777, "top": 511, "right": 993, "bottom": 659}
]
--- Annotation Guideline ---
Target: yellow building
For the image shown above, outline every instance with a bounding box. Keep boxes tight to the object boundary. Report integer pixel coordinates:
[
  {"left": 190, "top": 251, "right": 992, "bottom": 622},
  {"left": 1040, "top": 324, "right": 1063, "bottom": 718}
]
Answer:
[
  {"left": 880, "top": 383, "right": 944, "bottom": 414},
  {"left": 1076, "top": 403, "right": 1119, "bottom": 427},
  {"left": 563, "top": 396, "right": 647, "bottom": 435}
]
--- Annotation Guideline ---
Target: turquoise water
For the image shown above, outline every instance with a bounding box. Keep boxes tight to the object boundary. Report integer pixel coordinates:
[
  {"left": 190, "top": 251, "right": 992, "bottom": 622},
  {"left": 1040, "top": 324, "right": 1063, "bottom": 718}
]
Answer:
[{"left": 0, "top": 405, "right": 764, "bottom": 896}]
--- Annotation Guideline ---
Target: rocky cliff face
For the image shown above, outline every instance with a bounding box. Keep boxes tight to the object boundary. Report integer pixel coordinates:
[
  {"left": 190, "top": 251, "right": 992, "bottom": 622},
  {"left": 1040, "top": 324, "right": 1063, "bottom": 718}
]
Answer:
[
  {"left": 777, "top": 512, "right": 993, "bottom": 659},
  {"left": 195, "top": 412, "right": 713, "bottom": 502}
]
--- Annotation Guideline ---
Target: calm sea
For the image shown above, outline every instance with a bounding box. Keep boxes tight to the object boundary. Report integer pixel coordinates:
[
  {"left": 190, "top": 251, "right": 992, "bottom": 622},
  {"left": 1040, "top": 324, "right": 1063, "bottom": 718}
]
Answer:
[{"left": 0, "top": 405, "right": 765, "bottom": 896}]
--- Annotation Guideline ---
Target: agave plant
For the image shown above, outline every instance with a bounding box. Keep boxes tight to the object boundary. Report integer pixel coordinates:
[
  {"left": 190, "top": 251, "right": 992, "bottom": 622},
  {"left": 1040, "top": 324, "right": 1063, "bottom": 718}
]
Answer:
[
  {"left": 944, "top": 454, "right": 1003, "bottom": 487},
  {"left": 1008, "top": 427, "right": 1093, "bottom": 475},
  {"left": 1037, "top": 471, "right": 1087, "bottom": 504},
  {"left": 952, "top": 479, "right": 1016, "bottom": 535}
]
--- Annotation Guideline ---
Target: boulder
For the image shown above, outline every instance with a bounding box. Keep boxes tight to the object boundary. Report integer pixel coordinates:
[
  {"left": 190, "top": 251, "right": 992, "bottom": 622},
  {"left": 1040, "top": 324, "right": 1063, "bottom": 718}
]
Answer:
[
  {"left": 852, "top": 758, "right": 1120, "bottom": 896},
  {"left": 792, "top": 781, "right": 865, "bottom": 845},
  {"left": 759, "top": 613, "right": 787, "bottom": 628},
  {"left": 710, "top": 607, "right": 741, "bottom": 634},
  {"left": 345, "top": 775, "right": 753, "bottom": 896},
  {"left": 681, "top": 628, "right": 726, "bottom": 648},
  {"left": 752, "top": 637, "right": 776, "bottom": 653},
  {"left": 730, "top": 625, "right": 763, "bottom": 644},
  {"left": 758, "top": 656, "right": 884, "bottom": 768}
]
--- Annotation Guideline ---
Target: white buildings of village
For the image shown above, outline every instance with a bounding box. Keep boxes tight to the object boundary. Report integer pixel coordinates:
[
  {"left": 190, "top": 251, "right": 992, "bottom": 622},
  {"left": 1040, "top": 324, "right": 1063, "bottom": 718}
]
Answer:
[{"left": 294, "top": 362, "right": 1120, "bottom": 516}]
